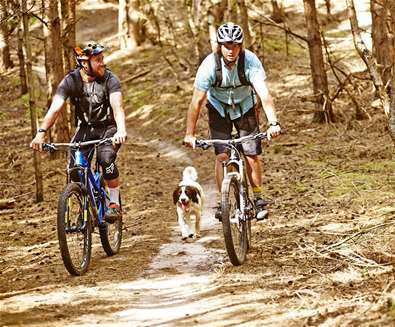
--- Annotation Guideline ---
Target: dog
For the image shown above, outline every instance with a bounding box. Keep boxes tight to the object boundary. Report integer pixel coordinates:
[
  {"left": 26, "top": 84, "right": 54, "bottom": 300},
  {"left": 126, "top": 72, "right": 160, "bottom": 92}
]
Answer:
[{"left": 172, "top": 166, "right": 204, "bottom": 240}]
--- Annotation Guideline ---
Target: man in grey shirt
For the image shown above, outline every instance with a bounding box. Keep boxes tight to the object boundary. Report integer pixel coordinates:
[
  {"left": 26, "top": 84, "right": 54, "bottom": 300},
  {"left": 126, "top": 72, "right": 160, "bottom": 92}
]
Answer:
[{"left": 31, "top": 43, "right": 127, "bottom": 219}]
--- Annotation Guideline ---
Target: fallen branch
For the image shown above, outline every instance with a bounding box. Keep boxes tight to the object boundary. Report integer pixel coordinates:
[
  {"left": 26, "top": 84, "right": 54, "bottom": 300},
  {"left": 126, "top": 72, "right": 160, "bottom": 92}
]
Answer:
[
  {"left": 321, "top": 221, "right": 395, "bottom": 253},
  {"left": 121, "top": 70, "right": 151, "bottom": 84},
  {"left": 0, "top": 198, "right": 15, "bottom": 209}
]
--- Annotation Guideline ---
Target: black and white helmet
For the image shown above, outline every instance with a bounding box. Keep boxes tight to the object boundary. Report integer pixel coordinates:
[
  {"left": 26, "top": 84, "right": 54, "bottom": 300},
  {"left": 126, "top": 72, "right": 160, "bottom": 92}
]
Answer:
[{"left": 216, "top": 22, "right": 244, "bottom": 44}]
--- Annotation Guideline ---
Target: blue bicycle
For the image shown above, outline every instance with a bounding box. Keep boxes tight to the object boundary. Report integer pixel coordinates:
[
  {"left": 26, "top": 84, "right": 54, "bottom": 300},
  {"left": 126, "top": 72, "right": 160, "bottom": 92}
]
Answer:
[{"left": 43, "top": 138, "right": 123, "bottom": 275}]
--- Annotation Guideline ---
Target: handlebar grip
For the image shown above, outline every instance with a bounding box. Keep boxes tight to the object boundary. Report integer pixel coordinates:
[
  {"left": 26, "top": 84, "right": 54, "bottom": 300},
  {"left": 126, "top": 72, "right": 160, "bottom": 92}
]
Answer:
[
  {"left": 42, "top": 143, "right": 57, "bottom": 153},
  {"left": 195, "top": 140, "right": 210, "bottom": 150}
]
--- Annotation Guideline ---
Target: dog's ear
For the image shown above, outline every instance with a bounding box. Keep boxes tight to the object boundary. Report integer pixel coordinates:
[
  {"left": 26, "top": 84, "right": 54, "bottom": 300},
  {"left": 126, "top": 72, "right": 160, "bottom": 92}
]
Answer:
[
  {"left": 173, "top": 186, "right": 181, "bottom": 205},
  {"left": 186, "top": 186, "right": 199, "bottom": 204}
]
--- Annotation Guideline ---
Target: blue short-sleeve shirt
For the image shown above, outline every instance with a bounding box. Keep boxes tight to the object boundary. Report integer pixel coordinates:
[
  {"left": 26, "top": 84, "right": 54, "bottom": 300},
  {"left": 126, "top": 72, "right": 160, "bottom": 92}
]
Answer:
[{"left": 194, "top": 49, "right": 266, "bottom": 120}]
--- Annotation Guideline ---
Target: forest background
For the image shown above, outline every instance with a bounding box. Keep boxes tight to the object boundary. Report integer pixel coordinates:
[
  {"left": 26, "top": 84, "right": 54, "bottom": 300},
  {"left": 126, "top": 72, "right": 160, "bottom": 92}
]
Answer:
[{"left": 1, "top": 0, "right": 395, "bottom": 326}]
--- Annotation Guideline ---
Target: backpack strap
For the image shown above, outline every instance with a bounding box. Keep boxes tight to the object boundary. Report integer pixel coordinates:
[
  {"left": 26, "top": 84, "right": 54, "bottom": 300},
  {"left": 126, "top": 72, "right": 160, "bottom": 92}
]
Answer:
[
  {"left": 213, "top": 50, "right": 250, "bottom": 88},
  {"left": 237, "top": 50, "right": 250, "bottom": 86},
  {"left": 213, "top": 53, "right": 223, "bottom": 87},
  {"left": 68, "top": 68, "right": 84, "bottom": 127}
]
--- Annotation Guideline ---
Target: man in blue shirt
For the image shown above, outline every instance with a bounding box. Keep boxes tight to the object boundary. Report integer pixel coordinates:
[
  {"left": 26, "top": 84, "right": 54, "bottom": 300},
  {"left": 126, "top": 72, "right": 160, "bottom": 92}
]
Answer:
[{"left": 183, "top": 22, "right": 281, "bottom": 220}]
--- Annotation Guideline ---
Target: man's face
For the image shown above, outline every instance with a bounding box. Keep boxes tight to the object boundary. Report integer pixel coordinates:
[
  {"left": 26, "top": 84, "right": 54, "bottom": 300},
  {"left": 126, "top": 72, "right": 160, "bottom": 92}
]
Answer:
[
  {"left": 82, "top": 53, "right": 105, "bottom": 78},
  {"left": 221, "top": 42, "right": 241, "bottom": 63}
]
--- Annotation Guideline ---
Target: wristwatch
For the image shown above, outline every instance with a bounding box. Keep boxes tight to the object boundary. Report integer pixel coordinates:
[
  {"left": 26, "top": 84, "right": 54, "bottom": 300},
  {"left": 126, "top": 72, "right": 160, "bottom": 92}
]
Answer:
[
  {"left": 38, "top": 128, "right": 47, "bottom": 133},
  {"left": 269, "top": 121, "right": 280, "bottom": 127}
]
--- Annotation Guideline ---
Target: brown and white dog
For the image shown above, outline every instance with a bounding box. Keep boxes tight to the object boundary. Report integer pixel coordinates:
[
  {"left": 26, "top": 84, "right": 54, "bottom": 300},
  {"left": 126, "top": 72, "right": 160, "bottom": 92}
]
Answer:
[{"left": 172, "top": 166, "right": 204, "bottom": 240}]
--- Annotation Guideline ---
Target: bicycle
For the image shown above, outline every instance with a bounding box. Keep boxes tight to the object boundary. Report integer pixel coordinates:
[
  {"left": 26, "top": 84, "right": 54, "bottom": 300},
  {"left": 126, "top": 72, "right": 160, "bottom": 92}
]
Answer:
[
  {"left": 195, "top": 132, "right": 267, "bottom": 266},
  {"left": 43, "top": 138, "right": 123, "bottom": 275}
]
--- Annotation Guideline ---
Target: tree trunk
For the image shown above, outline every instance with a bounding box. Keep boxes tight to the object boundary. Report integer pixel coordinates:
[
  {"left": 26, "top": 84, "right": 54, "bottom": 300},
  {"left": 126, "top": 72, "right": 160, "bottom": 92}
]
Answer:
[
  {"left": 0, "top": 0, "right": 13, "bottom": 71},
  {"left": 370, "top": 0, "right": 393, "bottom": 91},
  {"left": 303, "top": 0, "right": 334, "bottom": 123},
  {"left": 16, "top": 20, "right": 27, "bottom": 94},
  {"left": 227, "top": 0, "right": 238, "bottom": 23},
  {"left": 387, "top": 2, "right": 395, "bottom": 142},
  {"left": 61, "top": 0, "right": 76, "bottom": 73},
  {"left": 48, "top": 0, "right": 69, "bottom": 146},
  {"left": 325, "top": 0, "right": 331, "bottom": 16},
  {"left": 237, "top": 0, "right": 251, "bottom": 47},
  {"left": 60, "top": 0, "right": 76, "bottom": 135},
  {"left": 185, "top": 0, "right": 206, "bottom": 64},
  {"left": 21, "top": 0, "right": 43, "bottom": 202},
  {"left": 271, "top": 0, "right": 283, "bottom": 23},
  {"left": 119, "top": 0, "right": 132, "bottom": 49},
  {"left": 207, "top": 0, "right": 227, "bottom": 53},
  {"left": 347, "top": 0, "right": 390, "bottom": 117},
  {"left": 129, "top": 0, "right": 147, "bottom": 46}
]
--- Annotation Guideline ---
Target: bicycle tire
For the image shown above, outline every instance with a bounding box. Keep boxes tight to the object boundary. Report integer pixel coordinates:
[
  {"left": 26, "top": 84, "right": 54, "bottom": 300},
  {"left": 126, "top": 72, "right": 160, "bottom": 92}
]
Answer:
[
  {"left": 99, "top": 191, "right": 123, "bottom": 256},
  {"left": 57, "top": 182, "right": 92, "bottom": 276},
  {"left": 221, "top": 175, "right": 248, "bottom": 265}
]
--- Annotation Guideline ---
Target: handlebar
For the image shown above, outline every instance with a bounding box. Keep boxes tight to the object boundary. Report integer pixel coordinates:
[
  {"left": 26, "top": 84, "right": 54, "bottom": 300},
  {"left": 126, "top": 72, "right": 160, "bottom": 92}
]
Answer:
[
  {"left": 42, "top": 138, "right": 113, "bottom": 153},
  {"left": 195, "top": 132, "right": 267, "bottom": 150}
]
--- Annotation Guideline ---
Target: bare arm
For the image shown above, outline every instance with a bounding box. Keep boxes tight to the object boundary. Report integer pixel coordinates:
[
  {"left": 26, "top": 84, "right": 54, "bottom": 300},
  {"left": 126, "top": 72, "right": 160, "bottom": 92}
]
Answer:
[
  {"left": 184, "top": 88, "right": 207, "bottom": 147},
  {"left": 110, "top": 91, "right": 127, "bottom": 144},
  {"left": 253, "top": 80, "right": 281, "bottom": 139},
  {"left": 30, "top": 95, "right": 66, "bottom": 151}
]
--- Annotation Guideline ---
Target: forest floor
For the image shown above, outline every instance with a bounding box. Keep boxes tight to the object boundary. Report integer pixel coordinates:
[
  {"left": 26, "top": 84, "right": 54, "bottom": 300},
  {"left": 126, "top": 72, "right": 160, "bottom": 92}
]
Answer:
[{"left": 1, "top": 0, "right": 395, "bottom": 326}]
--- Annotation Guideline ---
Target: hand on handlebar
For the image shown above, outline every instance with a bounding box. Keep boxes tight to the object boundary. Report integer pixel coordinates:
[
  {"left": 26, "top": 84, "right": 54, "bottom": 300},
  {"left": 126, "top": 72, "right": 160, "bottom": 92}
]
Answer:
[
  {"left": 112, "top": 130, "right": 127, "bottom": 145},
  {"left": 266, "top": 125, "right": 281, "bottom": 141},
  {"left": 30, "top": 133, "right": 46, "bottom": 152},
  {"left": 183, "top": 134, "right": 196, "bottom": 149}
]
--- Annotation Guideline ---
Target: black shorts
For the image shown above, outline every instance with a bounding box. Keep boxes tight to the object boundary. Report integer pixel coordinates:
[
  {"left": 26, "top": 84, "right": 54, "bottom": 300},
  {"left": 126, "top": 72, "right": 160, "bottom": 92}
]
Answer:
[
  {"left": 68, "top": 124, "right": 121, "bottom": 180},
  {"left": 207, "top": 102, "right": 262, "bottom": 156}
]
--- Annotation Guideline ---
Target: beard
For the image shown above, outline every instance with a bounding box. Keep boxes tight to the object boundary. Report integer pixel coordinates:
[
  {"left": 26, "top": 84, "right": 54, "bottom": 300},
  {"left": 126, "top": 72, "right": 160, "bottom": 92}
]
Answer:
[{"left": 92, "top": 65, "right": 105, "bottom": 78}]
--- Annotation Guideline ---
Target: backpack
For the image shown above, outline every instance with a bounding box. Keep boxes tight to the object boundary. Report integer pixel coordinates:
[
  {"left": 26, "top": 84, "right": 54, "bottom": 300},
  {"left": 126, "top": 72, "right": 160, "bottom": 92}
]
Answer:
[
  {"left": 68, "top": 68, "right": 112, "bottom": 126},
  {"left": 213, "top": 50, "right": 251, "bottom": 88}
]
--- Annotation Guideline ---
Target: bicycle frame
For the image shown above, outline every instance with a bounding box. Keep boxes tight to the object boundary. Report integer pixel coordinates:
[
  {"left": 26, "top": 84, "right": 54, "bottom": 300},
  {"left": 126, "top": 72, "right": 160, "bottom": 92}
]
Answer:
[
  {"left": 222, "top": 145, "right": 250, "bottom": 223},
  {"left": 68, "top": 147, "right": 107, "bottom": 225},
  {"left": 196, "top": 132, "right": 267, "bottom": 222}
]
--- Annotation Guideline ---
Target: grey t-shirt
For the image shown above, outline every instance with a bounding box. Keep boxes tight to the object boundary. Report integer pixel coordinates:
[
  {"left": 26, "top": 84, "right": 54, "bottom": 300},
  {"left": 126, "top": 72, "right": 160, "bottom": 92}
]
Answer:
[{"left": 56, "top": 68, "right": 121, "bottom": 125}]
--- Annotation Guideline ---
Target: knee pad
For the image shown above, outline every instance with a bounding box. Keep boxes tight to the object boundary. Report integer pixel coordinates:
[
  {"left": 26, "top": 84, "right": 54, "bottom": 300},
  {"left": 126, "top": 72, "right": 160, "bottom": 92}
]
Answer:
[
  {"left": 102, "top": 162, "right": 119, "bottom": 179},
  {"left": 98, "top": 150, "right": 119, "bottom": 180}
]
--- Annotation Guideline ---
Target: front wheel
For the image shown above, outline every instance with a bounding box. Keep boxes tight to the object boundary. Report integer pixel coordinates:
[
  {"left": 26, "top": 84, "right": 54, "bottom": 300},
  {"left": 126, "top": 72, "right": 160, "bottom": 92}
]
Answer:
[
  {"left": 99, "top": 192, "right": 123, "bottom": 256},
  {"left": 57, "top": 183, "right": 92, "bottom": 276},
  {"left": 221, "top": 175, "right": 248, "bottom": 265}
]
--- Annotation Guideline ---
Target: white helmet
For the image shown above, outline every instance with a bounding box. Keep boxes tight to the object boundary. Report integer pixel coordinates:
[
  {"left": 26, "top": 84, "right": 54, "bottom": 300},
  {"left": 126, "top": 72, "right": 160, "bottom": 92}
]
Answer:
[{"left": 216, "top": 22, "right": 244, "bottom": 44}]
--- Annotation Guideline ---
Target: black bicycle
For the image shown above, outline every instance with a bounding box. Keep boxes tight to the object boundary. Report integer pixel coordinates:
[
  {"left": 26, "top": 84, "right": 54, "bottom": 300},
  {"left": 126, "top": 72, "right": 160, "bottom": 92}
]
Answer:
[
  {"left": 43, "top": 138, "right": 123, "bottom": 275},
  {"left": 196, "top": 132, "right": 267, "bottom": 265}
]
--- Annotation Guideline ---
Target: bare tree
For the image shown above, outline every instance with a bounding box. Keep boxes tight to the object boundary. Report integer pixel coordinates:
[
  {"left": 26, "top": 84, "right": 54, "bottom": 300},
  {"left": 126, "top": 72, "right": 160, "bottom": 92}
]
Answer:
[
  {"left": 185, "top": 0, "right": 207, "bottom": 63},
  {"left": 370, "top": 0, "right": 393, "bottom": 90},
  {"left": 346, "top": 0, "right": 390, "bottom": 117},
  {"left": 16, "top": 18, "right": 27, "bottom": 94},
  {"left": 61, "top": 0, "right": 76, "bottom": 73},
  {"left": 387, "top": 2, "right": 395, "bottom": 141},
  {"left": 21, "top": 0, "right": 43, "bottom": 202},
  {"left": 237, "top": 0, "right": 251, "bottom": 47},
  {"left": 303, "top": 0, "right": 334, "bottom": 123},
  {"left": 47, "top": 0, "right": 69, "bottom": 146},
  {"left": 119, "top": 0, "right": 136, "bottom": 49},
  {"left": 227, "top": 0, "right": 238, "bottom": 23},
  {"left": 325, "top": 0, "right": 331, "bottom": 16},
  {"left": 207, "top": 0, "right": 227, "bottom": 52},
  {"left": 0, "top": 0, "right": 13, "bottom": 71},
  {"left": 271, "top": 0, "right": 284, "bottom": 23}
]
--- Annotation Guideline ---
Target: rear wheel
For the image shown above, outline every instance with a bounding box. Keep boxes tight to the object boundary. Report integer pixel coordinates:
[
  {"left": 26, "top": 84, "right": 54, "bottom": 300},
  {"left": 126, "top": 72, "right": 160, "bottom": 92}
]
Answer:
[
  {"left": 221, "top": 175, "right": 248, "bottom": 265},
  {"left": 57, "top": 183, "right": 92, "bottom": 276},
  {"left": 99, "top": 189, "right": 123, "bottom": 256}
]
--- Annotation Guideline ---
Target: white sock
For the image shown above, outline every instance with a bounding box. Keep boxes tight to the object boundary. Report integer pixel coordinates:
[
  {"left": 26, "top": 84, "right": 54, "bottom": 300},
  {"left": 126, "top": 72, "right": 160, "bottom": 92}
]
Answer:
[{"left": 108, "top": 187, "right": 120, "bottom": 205}]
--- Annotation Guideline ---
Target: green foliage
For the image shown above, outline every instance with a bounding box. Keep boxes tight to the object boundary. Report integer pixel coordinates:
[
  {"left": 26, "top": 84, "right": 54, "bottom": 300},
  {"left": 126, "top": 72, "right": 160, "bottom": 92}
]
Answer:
[
  {"left": 0, "top": 111, "right": 6, "bottom": 121},
  {"left": 262, "top": 36, "right": 304, "bottom": 57},
  {"left": 387, "top": 297, "right": 395, "bottom": 311}
]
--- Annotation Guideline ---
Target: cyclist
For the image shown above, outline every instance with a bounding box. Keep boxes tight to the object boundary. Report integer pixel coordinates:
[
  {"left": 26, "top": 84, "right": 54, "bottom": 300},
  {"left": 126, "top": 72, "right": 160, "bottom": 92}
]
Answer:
[
  {"left": 30, "top": 42, "right": 127, "bottom": 220},
  {"left": 183, "top": 22, "right": 281, "bottom": 221}
]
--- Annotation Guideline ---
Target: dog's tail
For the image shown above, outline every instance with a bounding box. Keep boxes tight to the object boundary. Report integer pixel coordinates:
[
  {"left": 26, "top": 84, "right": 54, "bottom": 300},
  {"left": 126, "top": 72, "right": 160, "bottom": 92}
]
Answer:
[{"left": 183, "top": 166, "right": 198, "bottom": 182}]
